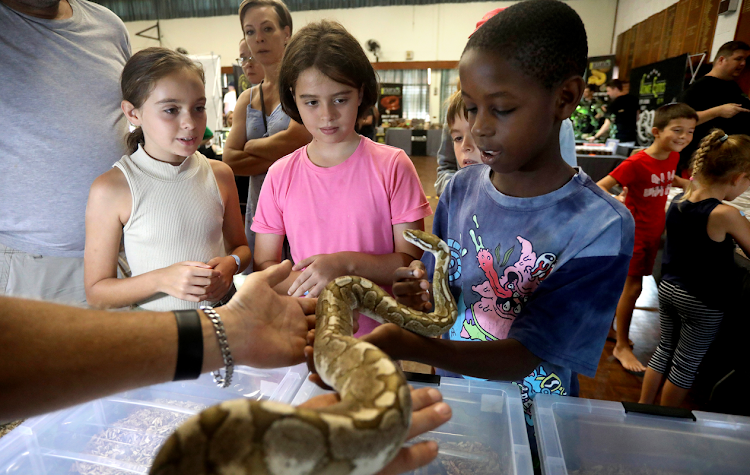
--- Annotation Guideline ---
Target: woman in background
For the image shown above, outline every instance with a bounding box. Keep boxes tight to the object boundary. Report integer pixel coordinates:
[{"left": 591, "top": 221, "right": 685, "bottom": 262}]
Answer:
[{"left": 223, "top": 0, "right": 311, "bottom": 272}]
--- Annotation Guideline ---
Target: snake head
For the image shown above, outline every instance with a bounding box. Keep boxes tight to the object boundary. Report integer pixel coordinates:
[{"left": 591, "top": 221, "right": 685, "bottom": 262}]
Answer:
[{"left": 402, "top": 229, "right": 440, "bottom": 253}]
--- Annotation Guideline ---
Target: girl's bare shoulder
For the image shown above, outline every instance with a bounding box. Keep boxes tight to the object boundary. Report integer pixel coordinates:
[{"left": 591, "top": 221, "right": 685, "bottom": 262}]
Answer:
[{"left": 90, "top": 167, "right": 129, "bottom": 197}]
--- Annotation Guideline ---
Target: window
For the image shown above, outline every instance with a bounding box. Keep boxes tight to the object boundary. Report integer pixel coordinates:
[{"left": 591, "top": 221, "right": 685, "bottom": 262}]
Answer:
[
  {"left": 438, "top": 68, "right": 459, "bottom": 124},
  {"left": 376, "top": 69, "right": 429, "bottom": 121}
]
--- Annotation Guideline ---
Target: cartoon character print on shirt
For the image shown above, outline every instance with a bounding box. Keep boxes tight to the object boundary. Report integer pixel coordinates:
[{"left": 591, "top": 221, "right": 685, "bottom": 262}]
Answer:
[
  {"left": 515, "top": 366, "right": 567, "bottom": 426},
  {"left": 458, "top": 215, "right": 558, "bottom": 342}
]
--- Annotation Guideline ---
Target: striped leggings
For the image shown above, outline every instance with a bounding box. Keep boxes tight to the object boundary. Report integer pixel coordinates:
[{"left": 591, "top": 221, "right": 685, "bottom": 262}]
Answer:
[{"left": 648, "top": 280, "right": 724, "bottom": 389}]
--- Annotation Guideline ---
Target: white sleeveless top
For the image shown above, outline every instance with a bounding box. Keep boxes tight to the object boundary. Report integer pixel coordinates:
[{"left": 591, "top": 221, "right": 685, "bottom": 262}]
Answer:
[{"left": 114, "top": 145, "right": 225, "bottom": 311}]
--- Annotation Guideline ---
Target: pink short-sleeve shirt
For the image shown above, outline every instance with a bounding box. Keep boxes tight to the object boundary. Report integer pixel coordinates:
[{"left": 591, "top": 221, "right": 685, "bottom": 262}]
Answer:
[{"left": 252, "top": 137, "right": 432, "bottom": 335}]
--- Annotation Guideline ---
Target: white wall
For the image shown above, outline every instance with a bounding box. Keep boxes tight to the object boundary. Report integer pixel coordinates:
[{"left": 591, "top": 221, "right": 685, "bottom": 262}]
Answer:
[
  {"left": 612, "top": 0, "right": 741, "bottom": 60},
  {"left": 123, "top": 0, "right": 618, "bottom": 67},
  {"left": 711, "top": 6, "right": 742, "bottom": 60}
]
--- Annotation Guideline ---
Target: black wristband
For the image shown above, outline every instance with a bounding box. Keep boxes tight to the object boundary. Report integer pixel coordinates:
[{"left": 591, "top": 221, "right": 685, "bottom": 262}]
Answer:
[{"left": 173, "top": 310, "right": 204, "bottom": 381}]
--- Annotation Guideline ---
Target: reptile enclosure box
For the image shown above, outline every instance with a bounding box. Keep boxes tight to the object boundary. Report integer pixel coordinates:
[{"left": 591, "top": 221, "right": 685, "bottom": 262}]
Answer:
[
  {"left": 532, "top": 394, "right": 750, "bottom": 475},
  {"left": 291, "top": 374, "right": 534, "bottom": 475},
  {"left": 0, "top": 364, "right": 307, "bottom": 474}
]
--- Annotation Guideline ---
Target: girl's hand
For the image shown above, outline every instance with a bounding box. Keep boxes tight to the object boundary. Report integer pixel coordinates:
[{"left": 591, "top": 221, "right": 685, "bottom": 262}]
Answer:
[
  {"left": 158, "top": 261, "right": 218, "bottom": 302},
  {"left": 204, "top": 256, "right": 237, "bottom": 301},
  {"left": 289, "top": 253, "right": 349, "bottom": 298},
  {"left": 392, "top": 260, "right": 432, "bottom": 311}
]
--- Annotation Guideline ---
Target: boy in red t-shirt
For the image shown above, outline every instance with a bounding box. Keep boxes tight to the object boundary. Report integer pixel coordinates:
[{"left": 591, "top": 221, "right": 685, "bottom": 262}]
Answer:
[{"left": 597, "top": 103, "right": 697, "bottom": 372}]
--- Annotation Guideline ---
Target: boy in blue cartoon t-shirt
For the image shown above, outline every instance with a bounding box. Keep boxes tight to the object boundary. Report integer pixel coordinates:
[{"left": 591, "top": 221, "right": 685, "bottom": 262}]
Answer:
[{"left": 360, "top": 0, "right": 634, "bottom": 456}]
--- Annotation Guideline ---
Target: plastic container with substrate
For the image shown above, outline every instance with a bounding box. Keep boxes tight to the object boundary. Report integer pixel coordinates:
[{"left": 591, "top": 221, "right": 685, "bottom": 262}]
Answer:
[
  {"left": 0, "top": 363, "right": 307, "bottom": 474},
  {"left": 291, "top": 374, "right": 533, "bottom": 475}
]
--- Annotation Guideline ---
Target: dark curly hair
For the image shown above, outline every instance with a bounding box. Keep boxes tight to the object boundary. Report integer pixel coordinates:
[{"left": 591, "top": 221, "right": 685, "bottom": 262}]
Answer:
[
  {"left": 464, "top": 0, "right": 588, "bottom": 90},
  {"left": 278, "top": 20, "right": 378, "bottom": 124}
]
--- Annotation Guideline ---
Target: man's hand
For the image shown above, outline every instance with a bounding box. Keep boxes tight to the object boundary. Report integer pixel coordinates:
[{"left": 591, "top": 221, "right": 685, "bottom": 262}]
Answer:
[
  {"left": 392, "top": 260, "right": 432, "bottom": 312},
  {"left": 289, "top": 253, "right": 350, "bottom": 298},
  {"left": 222, "top": 261, "right": 317, "bottom": 368},
  {"left": 299, "top": 387, "right": 451, "bottom": 475},
  {"left": 203, "top": 256, "right": 236, "bottom": 301},
  {"left": 717, "top": 103, "right": 750, "bottom": 119}
]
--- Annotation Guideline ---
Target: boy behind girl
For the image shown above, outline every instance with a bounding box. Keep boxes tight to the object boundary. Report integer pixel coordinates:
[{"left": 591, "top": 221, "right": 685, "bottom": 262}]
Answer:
[
  {"left": 446, "top": 85, "right": 481, "bottom": 168},
  {"left": 345, "top": 0, "right": 635, "bottom": 456},
  {"left": 598, "top": 103, "right": 697, "bottom": 372}
]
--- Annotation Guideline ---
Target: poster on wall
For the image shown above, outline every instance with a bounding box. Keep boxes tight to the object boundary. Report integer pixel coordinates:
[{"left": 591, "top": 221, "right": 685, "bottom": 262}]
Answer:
[
  {"left": 584, "top": 55, "right": 616, "bottom": 96},
  {"left": 233, "top": 65, "right": 250, "bottom": 95},
  {"left": 378, "top": 83, "right": 403, "bottom": 121},
  {"left": 629, "top": 53, "right": 689, "bottom": 146}
]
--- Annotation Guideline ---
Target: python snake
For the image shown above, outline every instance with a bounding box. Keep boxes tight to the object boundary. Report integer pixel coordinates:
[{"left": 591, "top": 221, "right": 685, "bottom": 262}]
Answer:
[{"left": 150, "top": 230, "right": 458, "bottom": 475}]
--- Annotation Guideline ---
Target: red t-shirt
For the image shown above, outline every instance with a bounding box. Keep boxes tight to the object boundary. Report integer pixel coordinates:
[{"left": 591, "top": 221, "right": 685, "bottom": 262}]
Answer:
[{"left": 609, "top": 150, "right": 679, "bottom": 239}]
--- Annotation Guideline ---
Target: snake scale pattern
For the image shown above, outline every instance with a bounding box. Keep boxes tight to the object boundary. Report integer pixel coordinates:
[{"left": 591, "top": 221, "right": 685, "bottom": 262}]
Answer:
[{"left": 150, "top": 230, "right": 458, "bottom": 475}]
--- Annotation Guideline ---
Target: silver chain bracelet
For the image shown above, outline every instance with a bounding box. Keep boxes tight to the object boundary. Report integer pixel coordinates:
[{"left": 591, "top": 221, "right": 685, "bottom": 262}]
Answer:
[{"left": 200, "top": 305, "right": 234, "bottom": 388}]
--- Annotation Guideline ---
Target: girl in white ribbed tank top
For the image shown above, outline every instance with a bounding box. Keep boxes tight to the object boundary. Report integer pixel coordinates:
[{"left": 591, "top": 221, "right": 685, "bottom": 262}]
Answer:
[{"left": 84, "top": 47, "right": 250, "bottom": 311}]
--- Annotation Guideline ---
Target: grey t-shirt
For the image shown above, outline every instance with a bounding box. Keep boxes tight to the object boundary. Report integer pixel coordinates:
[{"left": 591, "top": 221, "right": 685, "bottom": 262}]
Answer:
[{"left": 0, "top": 0, "right": 130, "bottom": 257}]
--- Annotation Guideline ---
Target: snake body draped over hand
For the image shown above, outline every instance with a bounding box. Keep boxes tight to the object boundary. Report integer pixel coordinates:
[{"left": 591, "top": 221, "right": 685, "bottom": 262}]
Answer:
[{"left": 150, "top": 230, "right": 457, "bottom": 475}]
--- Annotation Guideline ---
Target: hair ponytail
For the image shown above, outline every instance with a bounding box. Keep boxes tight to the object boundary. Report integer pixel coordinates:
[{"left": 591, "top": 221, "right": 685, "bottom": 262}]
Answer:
[
  {"left": 127, "top": 127, "right": 144, "bottom": 154},
  {"left": 683, "top": 128, "right": 750, "bottom": 200}
]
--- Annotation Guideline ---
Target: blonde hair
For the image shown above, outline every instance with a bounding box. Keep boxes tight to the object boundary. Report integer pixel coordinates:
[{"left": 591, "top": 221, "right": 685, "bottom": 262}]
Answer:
[
  {"left": 683, "top": 128, "right": 750, "bottom": 200},
  {"left": 445, "top": 79, "right": 467, "bottom": 128}
]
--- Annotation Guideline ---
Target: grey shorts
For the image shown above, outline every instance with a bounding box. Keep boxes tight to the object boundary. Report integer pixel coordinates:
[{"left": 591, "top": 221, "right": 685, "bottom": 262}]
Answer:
[{"left": 0, "top": 242, "right": 87, "bottom": 307}]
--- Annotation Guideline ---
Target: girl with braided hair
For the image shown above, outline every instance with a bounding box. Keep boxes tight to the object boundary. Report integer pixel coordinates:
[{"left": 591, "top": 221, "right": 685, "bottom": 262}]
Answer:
[{"left": 640, "top": 128, "right": 750, "bottom": 407}]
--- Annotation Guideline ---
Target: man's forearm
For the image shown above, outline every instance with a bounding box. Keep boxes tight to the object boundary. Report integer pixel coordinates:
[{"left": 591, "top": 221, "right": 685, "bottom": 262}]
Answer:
[
  {"left": 696, "top": 107, "right": 720, "bottom": 126},
  {"left": 0, "top": 297, "right": 227, "bottom": 421}
]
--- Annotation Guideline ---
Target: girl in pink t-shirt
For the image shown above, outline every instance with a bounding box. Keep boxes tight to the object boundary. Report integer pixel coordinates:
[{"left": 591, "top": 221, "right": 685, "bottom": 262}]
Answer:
[{"left": 251, "top": 20, "right": 432, "bottom": 335}]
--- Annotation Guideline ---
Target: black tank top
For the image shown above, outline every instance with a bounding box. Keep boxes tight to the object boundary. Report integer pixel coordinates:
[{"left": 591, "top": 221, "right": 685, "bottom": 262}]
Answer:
[{"left": 662, "top": 196, "right": 739, "bottom": 309}]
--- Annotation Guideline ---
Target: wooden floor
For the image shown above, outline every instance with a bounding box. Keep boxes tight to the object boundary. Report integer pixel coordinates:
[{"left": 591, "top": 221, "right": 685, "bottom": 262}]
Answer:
[{"left": 407, "top": 155, "right": 701, "bottom": 409}]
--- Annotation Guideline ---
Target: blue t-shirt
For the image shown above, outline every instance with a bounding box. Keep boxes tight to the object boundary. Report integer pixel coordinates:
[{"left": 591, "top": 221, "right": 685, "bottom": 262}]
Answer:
[{"left": 423, "top": 165, "right": 634, "bottom": 430}]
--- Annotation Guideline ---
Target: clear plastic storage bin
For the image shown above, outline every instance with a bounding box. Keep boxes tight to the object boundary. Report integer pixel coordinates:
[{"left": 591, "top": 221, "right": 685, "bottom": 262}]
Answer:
[
  {"left": 533, "top": 394, "right": 750, "bottom": 475},
  {"left": 291, "top": 374, "right": 533, "bottom": 475},
  {"left": 0, "top": 364, "right": 307, "bottom": 474}
]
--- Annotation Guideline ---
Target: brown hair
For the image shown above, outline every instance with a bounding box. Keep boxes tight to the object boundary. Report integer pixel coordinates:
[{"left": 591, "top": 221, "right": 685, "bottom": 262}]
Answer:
[
  {"left": 652, "top": 102, "right": 698, "bottom": 130},
  {"left": 278, "top": 20, "right": 378, "bottom": 124},
  {"left": 121, "top": 47, "right": 205, "bottom": 154},
  {"left": 606, "top": 79, "right": 623, "bottom": 91},
  {"left": 683, "top": 128, "right": 750, "bottom": 200},
  {"left": 445, "top": 79, "right": 467, "bottom": 128},
  {"left": 715, "top": 40, "right": 750, "bottom": 62},
  {"left": 238, "top": 0, "right": 293, "bottom": 34}
]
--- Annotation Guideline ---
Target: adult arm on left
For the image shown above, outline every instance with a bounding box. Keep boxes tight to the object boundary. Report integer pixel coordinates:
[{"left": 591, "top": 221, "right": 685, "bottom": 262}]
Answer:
[{"left": 0, "top": 262, "right": 315, "bottom": 421}]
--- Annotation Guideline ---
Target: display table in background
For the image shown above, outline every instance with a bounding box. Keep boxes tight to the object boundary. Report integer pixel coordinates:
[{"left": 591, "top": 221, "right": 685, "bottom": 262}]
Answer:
[
  {"left": 576, "top": 154, "right": 627, "bottom": 182},
  {"left": 385, "top": 128, "right": 442, "bottom": 156}
]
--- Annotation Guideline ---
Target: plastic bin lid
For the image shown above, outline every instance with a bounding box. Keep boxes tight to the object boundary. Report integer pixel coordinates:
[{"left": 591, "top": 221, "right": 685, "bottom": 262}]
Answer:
[
  {"left": 532, "top": 394, "right": 750, "bottom": 475},
  {"left": 292, "top": 374, "right": 533, "bottom": 475},
  {"left": 0, "top": 363, "right": 307, "bottom": 474}
]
